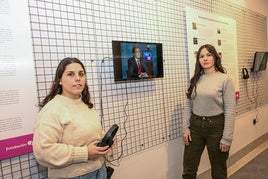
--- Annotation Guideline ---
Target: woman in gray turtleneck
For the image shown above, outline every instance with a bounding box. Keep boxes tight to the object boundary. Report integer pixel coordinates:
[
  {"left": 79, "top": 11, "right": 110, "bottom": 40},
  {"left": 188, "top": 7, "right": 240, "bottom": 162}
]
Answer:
[{"left": 182, "top": 44, "right": 236, "bottom": 179}]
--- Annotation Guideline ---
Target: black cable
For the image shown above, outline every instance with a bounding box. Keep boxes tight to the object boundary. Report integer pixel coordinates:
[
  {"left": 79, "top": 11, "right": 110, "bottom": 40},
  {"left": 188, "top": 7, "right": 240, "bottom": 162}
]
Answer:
[
  {"left": 252, "top": 72, "right": 257, "bottom": 103},
  {"left": 99, "top": 57, "right": 128, "bottom": 165},
  {"left": 244, "top": 71, "right": 260, "bottom": 123},
  {"left": 249, "top": 72, "right": 260, "bottom": 123},
  {"left": 254, "top": 73, "right": 259, "bottom": 122},
  {"left": 245, "top": 79, "right": 254, "bottom": 104},
  {"left": 105, "top": 82, "right": 129, "bottom": 166},
  {"left": 243, "top": 66, "right": 255, "bottom": 104}
]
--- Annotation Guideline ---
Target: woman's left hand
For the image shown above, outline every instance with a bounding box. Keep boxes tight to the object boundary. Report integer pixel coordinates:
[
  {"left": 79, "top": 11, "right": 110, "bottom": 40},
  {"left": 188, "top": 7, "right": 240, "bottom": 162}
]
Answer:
[{"left": 220, "top": 143, "right": 230, "bottom": 152}]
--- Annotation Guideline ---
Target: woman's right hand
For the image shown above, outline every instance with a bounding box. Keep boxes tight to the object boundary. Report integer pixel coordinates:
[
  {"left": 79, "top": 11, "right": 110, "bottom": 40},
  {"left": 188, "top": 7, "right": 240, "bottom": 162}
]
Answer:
[
  {"left": 183, "top": 132, "right": 192, "bottom": 145},
  {"left": 87, "top": 141, "right": 110, "bottom": 160}
]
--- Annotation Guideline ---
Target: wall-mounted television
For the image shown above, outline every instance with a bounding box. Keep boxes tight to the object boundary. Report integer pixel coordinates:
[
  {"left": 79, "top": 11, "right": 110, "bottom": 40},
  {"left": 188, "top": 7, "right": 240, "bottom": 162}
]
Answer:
[
  {"left": 251, "top": 52, "right": 267, "bottom": 72},
  {"left": 112, "top": 41, "right": 163, "bottom": 81}
]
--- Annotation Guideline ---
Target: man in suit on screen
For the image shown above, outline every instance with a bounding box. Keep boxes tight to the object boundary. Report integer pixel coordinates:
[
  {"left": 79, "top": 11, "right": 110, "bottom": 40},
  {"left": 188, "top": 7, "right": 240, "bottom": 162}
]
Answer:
[{"left": 127, "top": 46, "right": 149, "bottom": 79}]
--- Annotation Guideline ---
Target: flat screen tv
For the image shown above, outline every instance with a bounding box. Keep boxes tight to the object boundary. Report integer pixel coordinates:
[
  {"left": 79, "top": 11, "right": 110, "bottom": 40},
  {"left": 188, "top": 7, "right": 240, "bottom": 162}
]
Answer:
[
  {"left": 251, "top": 52, "right": 267, "bottom": 72},
  {"left": 112, "top": 41, "right": 163, "bottom": 81}
]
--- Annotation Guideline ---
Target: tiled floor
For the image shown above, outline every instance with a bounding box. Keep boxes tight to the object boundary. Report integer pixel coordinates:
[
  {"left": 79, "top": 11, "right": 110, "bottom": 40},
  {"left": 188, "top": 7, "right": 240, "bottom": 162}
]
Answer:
[{"left": 228, "top": 141, "right": 268, "bottom": 179}]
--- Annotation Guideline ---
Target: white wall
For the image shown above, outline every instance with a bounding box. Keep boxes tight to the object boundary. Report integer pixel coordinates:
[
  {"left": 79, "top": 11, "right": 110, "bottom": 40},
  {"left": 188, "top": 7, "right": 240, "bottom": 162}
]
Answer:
[
  {"left": 112, "top": 139, "right": 184, "bottom": 179},
  {"left": 227, "top": 0, "right": 268, "bottom": 38}
]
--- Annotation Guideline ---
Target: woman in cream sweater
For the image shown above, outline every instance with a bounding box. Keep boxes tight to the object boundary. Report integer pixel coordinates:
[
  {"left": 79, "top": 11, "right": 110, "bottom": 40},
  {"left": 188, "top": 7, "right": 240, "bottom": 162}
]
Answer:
[{"left": 33, "top": 57, "right": 110, "bottom": 179}]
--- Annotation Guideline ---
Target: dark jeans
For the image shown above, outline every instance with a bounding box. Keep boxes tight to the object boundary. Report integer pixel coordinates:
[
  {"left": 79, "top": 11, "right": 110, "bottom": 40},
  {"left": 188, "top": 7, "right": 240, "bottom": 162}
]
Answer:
[{"left": 182, "top": 113, "right": 229, "bottom": 179}]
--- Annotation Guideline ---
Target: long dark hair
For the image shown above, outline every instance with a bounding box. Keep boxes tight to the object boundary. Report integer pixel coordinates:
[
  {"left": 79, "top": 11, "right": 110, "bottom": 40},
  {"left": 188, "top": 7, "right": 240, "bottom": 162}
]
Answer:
[
  {"left": 40, "top": 57, "right": 93, "bottom": 108},
  {"left": 186, "top": 44, "right": 226, "bottom": 99}
]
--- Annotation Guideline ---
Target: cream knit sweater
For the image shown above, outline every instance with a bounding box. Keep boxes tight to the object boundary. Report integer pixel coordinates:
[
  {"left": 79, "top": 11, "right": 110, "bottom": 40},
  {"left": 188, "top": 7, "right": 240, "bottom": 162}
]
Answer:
[{"left": 33, "top": 95, "right": 104, "bottom": 179}]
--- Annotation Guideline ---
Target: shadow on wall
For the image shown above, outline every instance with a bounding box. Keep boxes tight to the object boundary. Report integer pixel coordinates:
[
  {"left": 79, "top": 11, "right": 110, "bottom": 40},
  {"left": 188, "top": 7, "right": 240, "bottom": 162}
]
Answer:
[{"left": 166, "top": 104, "right": 185, "bottom": 179}]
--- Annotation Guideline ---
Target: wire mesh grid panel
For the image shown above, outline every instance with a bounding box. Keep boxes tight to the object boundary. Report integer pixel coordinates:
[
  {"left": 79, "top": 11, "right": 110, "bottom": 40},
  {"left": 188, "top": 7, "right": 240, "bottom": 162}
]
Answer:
[
  {"left": 0, "top": 153, "right": 47, "bottom": 179},
  {"left": 28, "top": 0, "right": 190, "bottom": 162},
  {"left": 0, "top": 0, "right": 267, "bottom": 178},
  {"left": 211, "top": 0, "right": 268, "bottom": 115}
]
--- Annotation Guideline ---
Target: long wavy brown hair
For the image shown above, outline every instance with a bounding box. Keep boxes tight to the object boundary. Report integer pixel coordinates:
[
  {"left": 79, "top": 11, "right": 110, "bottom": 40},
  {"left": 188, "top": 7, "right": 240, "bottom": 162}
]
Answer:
[
  {"left": 186, "top": 44, "right": 226, "bottom": 99},
  {"left": 40, "top": 57, "right": 93, "bottom": 108}
]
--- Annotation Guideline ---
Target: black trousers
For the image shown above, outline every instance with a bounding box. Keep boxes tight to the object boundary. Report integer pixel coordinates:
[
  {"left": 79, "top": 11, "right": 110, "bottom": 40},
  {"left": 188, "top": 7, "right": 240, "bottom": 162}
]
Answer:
[{"left": 182, "top": 113, "right": 229, "bottom": 179}]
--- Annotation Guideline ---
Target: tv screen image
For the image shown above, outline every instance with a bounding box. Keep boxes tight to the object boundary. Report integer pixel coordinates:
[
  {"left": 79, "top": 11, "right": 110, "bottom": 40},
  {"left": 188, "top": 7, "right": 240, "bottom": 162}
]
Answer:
[
  {"left": 251, "top": 52, "right": 268, "bottom": 72},
  {"left": 142, "top": 50, "right": 153, "bottom": 61},
  {"left": 112, "top": 41, "right": 163, "bottom": 81}
]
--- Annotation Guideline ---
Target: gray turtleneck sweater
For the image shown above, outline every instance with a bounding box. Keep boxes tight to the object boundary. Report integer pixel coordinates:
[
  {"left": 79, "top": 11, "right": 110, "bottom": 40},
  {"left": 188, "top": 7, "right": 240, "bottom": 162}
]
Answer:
[{"left": 183, "top": 72, "right": 236, "bottom": 146}]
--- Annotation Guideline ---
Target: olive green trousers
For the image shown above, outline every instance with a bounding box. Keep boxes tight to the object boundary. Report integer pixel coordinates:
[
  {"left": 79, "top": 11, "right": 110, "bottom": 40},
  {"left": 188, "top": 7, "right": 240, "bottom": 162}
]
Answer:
[{"left": 182, "top": 113, "right": 229, "bottom": 179}]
